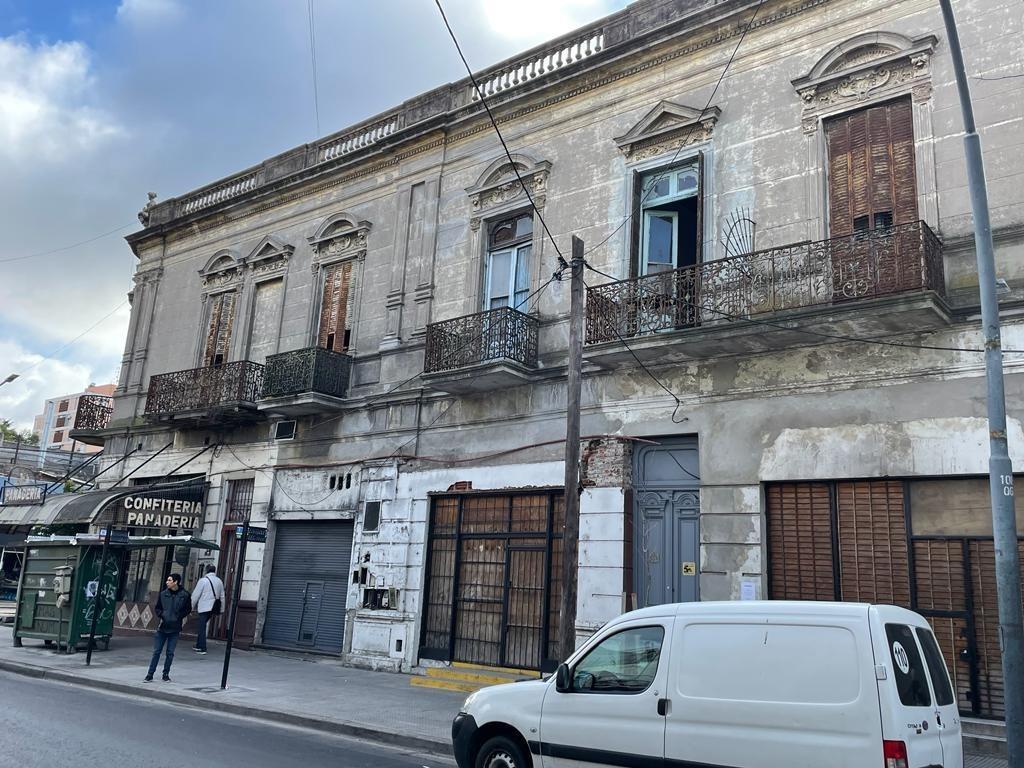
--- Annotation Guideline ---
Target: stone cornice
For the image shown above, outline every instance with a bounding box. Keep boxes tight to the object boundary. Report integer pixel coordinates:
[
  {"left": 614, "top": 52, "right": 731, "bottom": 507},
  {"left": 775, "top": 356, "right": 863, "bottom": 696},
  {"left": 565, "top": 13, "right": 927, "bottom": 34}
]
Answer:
[{"left": 128, "top": 0, "right": 834, "bottom": 245}]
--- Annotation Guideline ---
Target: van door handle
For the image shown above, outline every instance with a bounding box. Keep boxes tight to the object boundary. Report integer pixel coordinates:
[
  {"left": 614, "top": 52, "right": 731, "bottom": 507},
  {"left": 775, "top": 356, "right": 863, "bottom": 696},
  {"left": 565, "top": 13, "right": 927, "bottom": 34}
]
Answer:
[{"left": 657, "top": 698, "right": 670, "bottom": 716}]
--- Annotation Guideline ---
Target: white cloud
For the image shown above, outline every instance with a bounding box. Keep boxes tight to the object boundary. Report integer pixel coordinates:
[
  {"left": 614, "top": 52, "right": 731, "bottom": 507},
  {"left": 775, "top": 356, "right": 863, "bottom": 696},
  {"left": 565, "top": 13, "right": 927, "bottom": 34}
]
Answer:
[
  {"left": 479, "top": 0, "right": 616, "bottom": 42},
  {"left": 116, "top": 0, "right": 183, "bottom": 25},
  {"left": 0, "top": 36, "right": 122, "bottom": 164},
  {"left": 0, "top": 341, "right": 97, "bottom": 432}
]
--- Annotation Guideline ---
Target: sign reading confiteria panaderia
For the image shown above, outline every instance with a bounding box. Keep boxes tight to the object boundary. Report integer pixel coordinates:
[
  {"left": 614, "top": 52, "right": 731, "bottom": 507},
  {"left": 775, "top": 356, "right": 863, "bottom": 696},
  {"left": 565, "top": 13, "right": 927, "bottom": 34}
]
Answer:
[{"left": 121, "top": 495, "right": 203, "bottom": 530}]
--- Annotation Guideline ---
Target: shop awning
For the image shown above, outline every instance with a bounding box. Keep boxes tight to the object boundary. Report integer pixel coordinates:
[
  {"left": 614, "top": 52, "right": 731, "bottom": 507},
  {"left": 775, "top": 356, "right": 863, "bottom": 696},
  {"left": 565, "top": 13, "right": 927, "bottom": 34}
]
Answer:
[{"left": 0, "top": 480, "right": 207, "bottom": 528}]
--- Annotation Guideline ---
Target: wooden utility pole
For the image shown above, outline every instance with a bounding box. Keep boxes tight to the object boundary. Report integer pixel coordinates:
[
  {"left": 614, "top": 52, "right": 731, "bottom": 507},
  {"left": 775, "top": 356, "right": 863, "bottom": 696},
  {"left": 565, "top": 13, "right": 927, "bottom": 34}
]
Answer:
[{"left": 558, "top": 236, "right": 585, "bottom": 660}]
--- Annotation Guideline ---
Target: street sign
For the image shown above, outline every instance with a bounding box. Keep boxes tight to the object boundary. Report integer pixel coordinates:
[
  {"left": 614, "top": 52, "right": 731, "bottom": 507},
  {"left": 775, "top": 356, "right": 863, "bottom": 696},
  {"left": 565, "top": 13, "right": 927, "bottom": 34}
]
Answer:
[
  {"left": 236, "top": 526, "right": 267, "bottom": 543},
  {"left": 99, "top": 528, "right": 129, "bottom": 544}
]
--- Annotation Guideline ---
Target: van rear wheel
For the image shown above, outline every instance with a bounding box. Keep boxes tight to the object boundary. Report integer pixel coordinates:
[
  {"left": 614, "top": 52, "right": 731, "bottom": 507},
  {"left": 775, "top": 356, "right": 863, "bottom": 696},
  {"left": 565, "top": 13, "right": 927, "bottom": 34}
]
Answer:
[{"left": 475, "top": 735, "right": 528, "bottom": 768}]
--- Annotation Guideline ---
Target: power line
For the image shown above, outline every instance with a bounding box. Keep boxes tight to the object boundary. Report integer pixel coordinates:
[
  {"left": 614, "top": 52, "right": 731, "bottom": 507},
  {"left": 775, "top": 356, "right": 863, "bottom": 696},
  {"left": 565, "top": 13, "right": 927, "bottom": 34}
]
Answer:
[
  {"left": 584, "top": 0, "right": 767, "bottom": 259},
  {"left": 0, "top": 223, "right": 136, "bottom": 265},
  {"left": 433, "top": 0, "right": 565, "bottom": 265},
  {"left": 307, "top": 0, "right": 321, "bottom": 137},
  {"left": 583, "top": 260, "right": 1024, "bottom": 355},
  {"left": 8, "top": 302, "right": 129, "bottom": 380}
]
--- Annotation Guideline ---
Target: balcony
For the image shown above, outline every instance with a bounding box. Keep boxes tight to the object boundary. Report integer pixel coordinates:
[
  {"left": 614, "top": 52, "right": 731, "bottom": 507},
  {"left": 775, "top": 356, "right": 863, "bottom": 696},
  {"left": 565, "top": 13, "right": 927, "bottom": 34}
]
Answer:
[
  {"left": 144, "top": 361, "right": 265, "bottom": 426},
  {"left": 585, "top": 220, "right": 949, "bottom": 367},
  {"left": 259, "top": 347, "right": 353, "bottom": 416},
  {"left": 422, "top": 306, "right": 540, "bottom": 394},
  {"left": 68, "top": 394, "right": 113, "bottom": 446}
]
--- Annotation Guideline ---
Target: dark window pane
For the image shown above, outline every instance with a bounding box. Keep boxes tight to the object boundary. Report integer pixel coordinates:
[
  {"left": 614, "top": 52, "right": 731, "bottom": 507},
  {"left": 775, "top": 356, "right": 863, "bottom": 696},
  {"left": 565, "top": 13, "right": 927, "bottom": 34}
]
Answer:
[
  {"left": 572, "top": 625, "right": 664, "bottom": 694},
  {"left": 363, "top": 501, "right": 381, "bottom": 532},
  {"left": 490, "top": 219, "right": 516, "bottom": 246},
  {"left": 916, "top": 627, "right": 955, "bottom": 706},
  {"left": 886, "top": 623, "right": 932, "bottom": 707}
]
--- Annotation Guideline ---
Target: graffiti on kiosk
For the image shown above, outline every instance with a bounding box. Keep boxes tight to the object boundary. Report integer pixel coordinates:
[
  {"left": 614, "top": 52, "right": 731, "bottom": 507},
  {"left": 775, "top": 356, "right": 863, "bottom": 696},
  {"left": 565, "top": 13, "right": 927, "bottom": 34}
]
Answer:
[{"left": 122, "top": 495, "right": 202, "bottom": 530}]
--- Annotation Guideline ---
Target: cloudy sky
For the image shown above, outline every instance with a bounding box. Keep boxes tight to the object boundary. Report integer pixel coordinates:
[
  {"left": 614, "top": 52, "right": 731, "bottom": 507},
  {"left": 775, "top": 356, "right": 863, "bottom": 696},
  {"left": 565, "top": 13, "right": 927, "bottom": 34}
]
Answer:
[{"left": 0, "top": 0, "right": 625, "bottom": 430}]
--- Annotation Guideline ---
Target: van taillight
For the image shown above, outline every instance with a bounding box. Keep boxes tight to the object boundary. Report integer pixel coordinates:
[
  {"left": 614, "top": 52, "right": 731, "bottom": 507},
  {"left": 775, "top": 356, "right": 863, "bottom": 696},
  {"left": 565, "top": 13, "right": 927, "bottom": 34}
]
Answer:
[{"left": 883, "top": 740, "right": 908, "bottom": 768}]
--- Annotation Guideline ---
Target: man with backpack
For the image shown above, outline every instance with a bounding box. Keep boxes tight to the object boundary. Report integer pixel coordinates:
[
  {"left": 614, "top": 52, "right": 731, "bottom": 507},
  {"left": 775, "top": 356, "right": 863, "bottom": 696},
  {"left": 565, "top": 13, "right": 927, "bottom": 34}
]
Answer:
[{"left": 191, "top": 564, "right": 224, "bottom": 655}]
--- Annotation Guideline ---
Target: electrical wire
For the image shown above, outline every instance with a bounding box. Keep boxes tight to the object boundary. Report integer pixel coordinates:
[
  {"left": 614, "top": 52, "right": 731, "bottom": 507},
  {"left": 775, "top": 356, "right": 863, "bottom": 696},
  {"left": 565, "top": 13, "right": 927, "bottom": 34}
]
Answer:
[
  {"left": 583, "top": 261, "right": 1024, "bottom": 355},
  {"left": 584, "top": 0, "right": 767, "bottom": 259},
  {"left": 307, "top": 0, "right": 322, "bottom": 137},
  {"left": 433, "top": 0, "right": 565, "bottom": 265},
  {"left": 0, "top": 223, "right": 136, "bottom": 264},
  {"left": 7, "top": 301, "right": 129, "bottom": 380}
]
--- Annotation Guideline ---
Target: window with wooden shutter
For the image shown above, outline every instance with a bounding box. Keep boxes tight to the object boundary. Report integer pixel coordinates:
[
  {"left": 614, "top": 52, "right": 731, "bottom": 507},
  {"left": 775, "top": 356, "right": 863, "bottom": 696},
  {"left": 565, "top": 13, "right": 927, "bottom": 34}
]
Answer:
[
  {"left": 203, "top": 291, "right": 236, "bottom": 367},
  {"left": 766, "top": 483, "right": 837, "bottom": 600},
  {"left": 825, "top": 98, "right": 917, "bottom": 237},
  {"left": 835, "top": 480, "right": 911, "bottom": 605},
  {"left": 317, "top": 261, "right": 355, "bottom": 352}
]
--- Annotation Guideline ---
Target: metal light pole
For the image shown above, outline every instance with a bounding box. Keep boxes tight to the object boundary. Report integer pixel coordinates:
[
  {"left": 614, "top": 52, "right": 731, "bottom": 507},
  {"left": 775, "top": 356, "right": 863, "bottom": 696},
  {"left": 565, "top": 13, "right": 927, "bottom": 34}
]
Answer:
[
  {"left": 938, "top": 0, "right": 1023, "bottom": 761},
  {"left": 221, "top": 516, "right": 249, "bottom": 689}
]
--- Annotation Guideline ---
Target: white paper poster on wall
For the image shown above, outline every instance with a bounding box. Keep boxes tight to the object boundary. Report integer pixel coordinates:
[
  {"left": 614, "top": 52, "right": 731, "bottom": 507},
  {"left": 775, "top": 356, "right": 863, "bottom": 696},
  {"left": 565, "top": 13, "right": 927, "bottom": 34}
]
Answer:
[{"left": 740, "top": 580, "right": 757, "bottom": 601}]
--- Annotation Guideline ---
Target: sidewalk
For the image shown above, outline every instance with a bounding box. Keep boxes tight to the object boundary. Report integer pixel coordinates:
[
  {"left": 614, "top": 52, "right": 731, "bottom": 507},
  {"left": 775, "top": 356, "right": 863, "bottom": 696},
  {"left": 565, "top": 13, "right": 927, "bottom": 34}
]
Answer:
[
  {"left": 0, "top": 626, "right": 462, "bottom": 756},
  {"left": 0, "top": 627, "right": 1007, "bottom": 767}
]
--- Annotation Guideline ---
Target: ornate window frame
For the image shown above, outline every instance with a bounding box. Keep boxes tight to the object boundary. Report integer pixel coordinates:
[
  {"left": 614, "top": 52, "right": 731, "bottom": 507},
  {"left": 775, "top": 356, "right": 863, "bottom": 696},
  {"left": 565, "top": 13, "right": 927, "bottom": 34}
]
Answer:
[
  {"left": 791, "top": 32, "right": 939, "bottom": 240},
  {"left": 464, "top": 153, "right": 551, "bottom": 314},
  {"left": 614, "top": 101, "right": 719, "bottom": 276},
  {"left": 240, "top": 236, "right": 293, "bottom": 362},
  {"left": 195, "top": 249, "right": 245, "bottom": 366},
  {"left": 306, "top": 213, "right": 372, "bottom": 354}
]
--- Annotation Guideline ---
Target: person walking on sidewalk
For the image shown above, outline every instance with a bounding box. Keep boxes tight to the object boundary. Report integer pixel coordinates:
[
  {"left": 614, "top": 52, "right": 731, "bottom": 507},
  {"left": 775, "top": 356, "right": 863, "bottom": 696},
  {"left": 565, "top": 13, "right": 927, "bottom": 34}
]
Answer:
[
  {"left": 145, "top": 573, "right": 190, "bottom": 682},
  {"left": 191, "top": 564, "right": 224, "bottom": 655}
]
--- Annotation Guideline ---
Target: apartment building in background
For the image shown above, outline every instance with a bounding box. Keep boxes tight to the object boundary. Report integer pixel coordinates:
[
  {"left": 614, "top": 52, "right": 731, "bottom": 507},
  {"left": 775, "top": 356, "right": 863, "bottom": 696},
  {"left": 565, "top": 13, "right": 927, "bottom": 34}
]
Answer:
[{"left": 31, "top": 383, "right": 116, "bottom": 455}]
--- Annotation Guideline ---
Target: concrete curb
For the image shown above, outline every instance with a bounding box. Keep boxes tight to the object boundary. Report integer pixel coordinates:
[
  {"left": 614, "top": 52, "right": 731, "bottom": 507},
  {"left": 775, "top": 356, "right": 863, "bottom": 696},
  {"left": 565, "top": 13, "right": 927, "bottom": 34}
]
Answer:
[{"left": 0, "top": 659, "right": 452, "bottom": 758}]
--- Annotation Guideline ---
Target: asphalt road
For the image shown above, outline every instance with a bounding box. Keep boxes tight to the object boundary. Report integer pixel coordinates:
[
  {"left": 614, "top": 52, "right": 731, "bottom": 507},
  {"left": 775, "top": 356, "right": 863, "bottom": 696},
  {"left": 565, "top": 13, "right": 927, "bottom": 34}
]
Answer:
[{"left": 0, "top": 671, "right": 456, "bottom": 768}]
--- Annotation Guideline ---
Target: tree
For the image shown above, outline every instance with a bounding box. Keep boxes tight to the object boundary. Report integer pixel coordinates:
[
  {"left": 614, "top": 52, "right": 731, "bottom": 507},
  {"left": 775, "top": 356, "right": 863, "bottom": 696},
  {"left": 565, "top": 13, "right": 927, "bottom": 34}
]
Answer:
[{"left": 0, "top": 419, "right": 39, "bottom": 446}]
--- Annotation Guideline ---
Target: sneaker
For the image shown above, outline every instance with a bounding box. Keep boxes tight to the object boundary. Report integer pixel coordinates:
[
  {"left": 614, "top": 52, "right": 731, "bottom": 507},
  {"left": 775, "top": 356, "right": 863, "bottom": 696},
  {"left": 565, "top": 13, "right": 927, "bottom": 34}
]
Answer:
[
  {"left": 162, "top": 674, "right": 171, "bottom": 682},
  {"left": 196, "top": 649, "right": 207, "bottom": 655},
  {"left": 192, "top": 647, "right": 201, "bottom": 652},
  {"left": 144, "top": 675, "right": 153, "bottom": 683}
]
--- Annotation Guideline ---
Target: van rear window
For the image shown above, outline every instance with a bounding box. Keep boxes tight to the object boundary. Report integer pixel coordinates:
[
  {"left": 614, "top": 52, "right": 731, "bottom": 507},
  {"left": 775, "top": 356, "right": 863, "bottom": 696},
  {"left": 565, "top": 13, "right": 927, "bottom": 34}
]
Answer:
[
  {"left": 915, "top": 627, "right": 955, "bottom": 706},
  {"left": 885, "top": 624, "right": 931, "bottom": 707}
]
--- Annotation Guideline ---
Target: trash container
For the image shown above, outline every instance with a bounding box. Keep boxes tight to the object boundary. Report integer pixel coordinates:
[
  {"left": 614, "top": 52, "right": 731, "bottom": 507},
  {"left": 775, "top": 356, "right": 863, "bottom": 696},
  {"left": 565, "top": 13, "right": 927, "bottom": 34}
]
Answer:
[{"left": 12, "top": 540, "right": 120, "bottom": 652}]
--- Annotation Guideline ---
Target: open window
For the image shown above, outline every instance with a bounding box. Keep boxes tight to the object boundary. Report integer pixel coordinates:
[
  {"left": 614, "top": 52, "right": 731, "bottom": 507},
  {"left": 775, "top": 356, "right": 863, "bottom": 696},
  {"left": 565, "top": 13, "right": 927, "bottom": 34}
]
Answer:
[
  {"left": 203, "top": 291, "right": 237, "bottom": 367},
  {"left": 639, "top": 163, "right": 701, "bottom": 276},
  {"left": 484, "top": 213, "right": 533, "bottom": 311}
]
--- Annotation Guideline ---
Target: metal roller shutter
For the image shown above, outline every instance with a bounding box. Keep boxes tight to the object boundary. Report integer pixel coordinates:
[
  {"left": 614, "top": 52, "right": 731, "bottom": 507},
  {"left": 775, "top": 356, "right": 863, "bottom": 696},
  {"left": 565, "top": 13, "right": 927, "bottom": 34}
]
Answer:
[{"left": 263, "top": 521, "right": 354, "bottom": 653}]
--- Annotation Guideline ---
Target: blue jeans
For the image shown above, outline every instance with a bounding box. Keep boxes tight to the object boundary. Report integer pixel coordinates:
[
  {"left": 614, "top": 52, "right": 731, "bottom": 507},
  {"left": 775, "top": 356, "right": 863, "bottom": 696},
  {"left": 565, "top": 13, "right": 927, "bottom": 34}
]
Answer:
[
  {"left": 148, "top": 630, "right": 179, "bottom": 677},
  {"left": 194, "top": 612, "right": 211, "bottom": 652}
]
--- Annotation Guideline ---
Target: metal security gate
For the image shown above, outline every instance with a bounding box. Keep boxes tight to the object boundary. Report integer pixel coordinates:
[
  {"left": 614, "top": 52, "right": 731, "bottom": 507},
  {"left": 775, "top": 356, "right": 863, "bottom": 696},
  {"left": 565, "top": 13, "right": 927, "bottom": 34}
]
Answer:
[
  {"left": 262, "top": 521, "right": 353, "bottom": 653},
  {"left": 912, "top": 536, "right": 1024, "bottom": 718},
  {"left": 419, "top": 490, "right": 563, "bottom": 671},
  {"left": 767, "top": 479, "right": 1024, "bottom": 719}
]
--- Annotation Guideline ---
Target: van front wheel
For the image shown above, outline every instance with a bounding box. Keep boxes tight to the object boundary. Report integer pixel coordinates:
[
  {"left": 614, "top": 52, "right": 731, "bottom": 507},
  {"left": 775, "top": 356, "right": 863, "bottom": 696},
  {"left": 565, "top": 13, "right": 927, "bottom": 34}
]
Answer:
[{"left": 475, "top": 735, "right": 528, "bottom": 768}]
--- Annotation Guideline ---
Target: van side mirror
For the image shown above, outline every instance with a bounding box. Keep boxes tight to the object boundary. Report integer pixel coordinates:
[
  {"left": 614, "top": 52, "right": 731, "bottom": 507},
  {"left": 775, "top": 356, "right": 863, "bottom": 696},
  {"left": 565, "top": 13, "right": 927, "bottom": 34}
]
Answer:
[{"left": 555, "top": 663, "right": 571, "bottom": 693}]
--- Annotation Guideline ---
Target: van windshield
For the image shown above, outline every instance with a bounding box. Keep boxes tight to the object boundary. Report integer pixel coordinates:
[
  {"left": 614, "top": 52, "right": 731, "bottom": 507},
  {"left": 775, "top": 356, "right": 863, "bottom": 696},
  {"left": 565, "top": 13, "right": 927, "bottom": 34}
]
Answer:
[
  {"left": 915, "top": 627, "right": 955, "bottom": 706},
  {"left": 885, "top": 624, "right": 931, "bottom": 707}
]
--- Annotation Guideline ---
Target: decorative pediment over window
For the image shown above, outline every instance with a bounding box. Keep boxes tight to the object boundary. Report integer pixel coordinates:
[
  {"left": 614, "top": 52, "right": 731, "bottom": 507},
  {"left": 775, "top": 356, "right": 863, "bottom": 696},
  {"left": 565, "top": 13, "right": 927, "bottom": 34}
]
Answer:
[
  {"left": 792, "top": 32, "right": 938, "bottom": 126},
  {"left": 246, "top": 235, "right": 294, "bottom": 277},
  {"left": 466, "top": 153, "right": 551, "bottom": 230},
  {"left": 198, "top": 249, "right": 244, "bottom": 289},
  {"left": 308, "top": 213, "right": 371, "bottom": 264},
  {"left": 614, "top": 101, "right": 720, "bottom": 161}
]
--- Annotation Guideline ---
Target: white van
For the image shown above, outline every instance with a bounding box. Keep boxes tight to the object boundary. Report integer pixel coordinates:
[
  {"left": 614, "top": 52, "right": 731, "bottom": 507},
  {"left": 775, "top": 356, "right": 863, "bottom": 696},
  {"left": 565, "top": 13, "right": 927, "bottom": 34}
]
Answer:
[{"left": 452, "top": 601, "right": 963, "bottom": 768}]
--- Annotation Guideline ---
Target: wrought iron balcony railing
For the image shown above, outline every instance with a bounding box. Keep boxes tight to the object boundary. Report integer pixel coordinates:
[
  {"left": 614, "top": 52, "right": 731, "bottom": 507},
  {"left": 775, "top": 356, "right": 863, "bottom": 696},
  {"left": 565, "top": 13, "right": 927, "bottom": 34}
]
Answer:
[
  {"left": 424, "top": 306, "right": 539, "bottom": 374},
  {"left": 144, "top": 360, "right": 265, "bottom": 416},
  {"left": 73, "top": 394, "right": 113, "bottom": 432},
  {"left": 586, "top": 220, "right": 944, "bottom": 344},
  {"left": 262, "top": 347, "right": 352, "bottom": 400}
]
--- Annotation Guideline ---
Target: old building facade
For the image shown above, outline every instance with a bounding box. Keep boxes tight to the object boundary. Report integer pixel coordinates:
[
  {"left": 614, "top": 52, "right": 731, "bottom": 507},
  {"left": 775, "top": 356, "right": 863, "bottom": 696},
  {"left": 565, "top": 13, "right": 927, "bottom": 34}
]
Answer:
[{"left": 86, "top": 0, "right": 1023, "bottom": 718}]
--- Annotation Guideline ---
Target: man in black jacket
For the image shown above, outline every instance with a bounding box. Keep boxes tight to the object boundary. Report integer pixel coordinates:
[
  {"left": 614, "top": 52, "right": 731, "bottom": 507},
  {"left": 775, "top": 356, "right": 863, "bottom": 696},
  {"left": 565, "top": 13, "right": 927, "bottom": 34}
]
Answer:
[{"left": 145, "top": 573, "right": 191, "bottom": 682}]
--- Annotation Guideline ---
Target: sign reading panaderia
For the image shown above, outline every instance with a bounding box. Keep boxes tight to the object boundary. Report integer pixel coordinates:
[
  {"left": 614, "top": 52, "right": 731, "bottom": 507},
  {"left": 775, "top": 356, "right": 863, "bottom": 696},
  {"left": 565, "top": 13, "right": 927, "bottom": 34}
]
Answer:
[
  {"left": 122, "top": 495, "right": 203, "bottom": 530},
  {"left": 2, "top": 485, "right": 45, "bottom": 506}
]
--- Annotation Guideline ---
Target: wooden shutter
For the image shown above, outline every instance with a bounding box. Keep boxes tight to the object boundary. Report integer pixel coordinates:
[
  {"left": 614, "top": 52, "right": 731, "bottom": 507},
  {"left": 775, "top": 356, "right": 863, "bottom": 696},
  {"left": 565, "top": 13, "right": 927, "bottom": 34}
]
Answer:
[
  {"left": 835, "top": 480, "right": 911, "bottom": 605},
  {"left": 826, "top": 98, "right": 918, "bottom": 237},
  {"left": 203, "top": 291, "right": 236, "bottom": 366},
  {"left": 766, "top": 483, "right": 837, "bottom": 600},
  {"left": 317, "top": 261, "right": 354, "bottom": 352}
]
